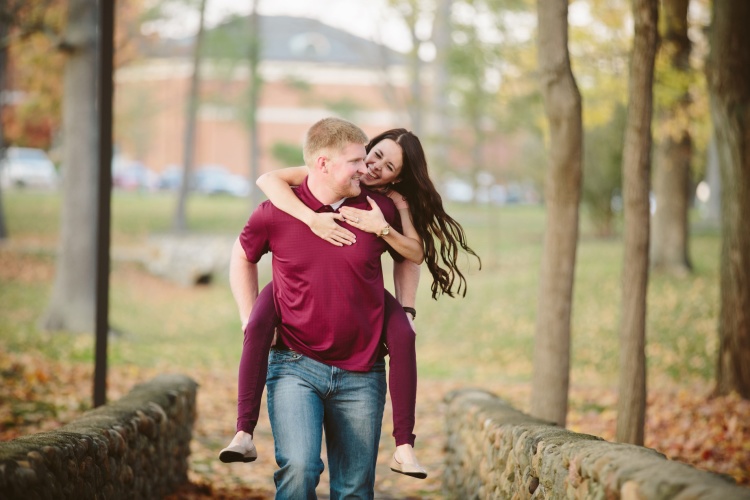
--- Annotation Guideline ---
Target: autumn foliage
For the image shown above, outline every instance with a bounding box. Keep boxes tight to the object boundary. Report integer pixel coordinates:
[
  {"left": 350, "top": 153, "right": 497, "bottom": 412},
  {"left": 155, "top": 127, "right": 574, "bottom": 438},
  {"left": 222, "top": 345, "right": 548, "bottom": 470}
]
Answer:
[{"left": 1, "top": 346, "right": 748, "bottom": 498}]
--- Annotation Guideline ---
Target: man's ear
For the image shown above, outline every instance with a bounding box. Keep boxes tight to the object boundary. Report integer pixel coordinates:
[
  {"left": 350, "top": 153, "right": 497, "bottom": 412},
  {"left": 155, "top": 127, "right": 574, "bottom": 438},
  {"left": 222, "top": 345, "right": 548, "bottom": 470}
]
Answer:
[{"left": 314, "top": 155, "right": 328, "bottom": 174}]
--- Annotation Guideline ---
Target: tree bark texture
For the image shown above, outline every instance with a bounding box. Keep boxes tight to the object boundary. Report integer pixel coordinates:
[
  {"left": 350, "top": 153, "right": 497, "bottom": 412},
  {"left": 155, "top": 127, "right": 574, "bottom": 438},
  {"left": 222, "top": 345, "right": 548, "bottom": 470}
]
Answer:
[
  {"left": 530, "top": 0, "right": 583, "bottom": 427},
  {"left": 615, "top": 0, "right": 658, "bottom": 446},
  {"left": 706, "top": 2, "right": 750, "bottom": 399},
  {"left": 651, "top": 0, "right": 692, "bottom": 274},
  {"left": 41, "top": 0, "right": 98, "bottom": 333},
  {"left": 173, "top": 0, "right": 207, "bottom": 233}
]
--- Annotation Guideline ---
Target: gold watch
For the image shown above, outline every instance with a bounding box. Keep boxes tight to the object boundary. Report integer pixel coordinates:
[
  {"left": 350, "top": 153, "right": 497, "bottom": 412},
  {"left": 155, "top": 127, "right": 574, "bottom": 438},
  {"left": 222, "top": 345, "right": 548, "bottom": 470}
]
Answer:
[{"left": 378, "top": 224, "right": 390, "bottom": 238}]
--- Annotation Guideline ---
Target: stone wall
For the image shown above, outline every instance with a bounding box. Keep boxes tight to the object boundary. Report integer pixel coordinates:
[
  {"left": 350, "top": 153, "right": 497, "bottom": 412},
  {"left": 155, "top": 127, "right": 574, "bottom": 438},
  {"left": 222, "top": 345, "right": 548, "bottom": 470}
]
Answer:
[
  {"left": 444, "top": 388, "right": 750, "bottom": 500},
  {"left": 0, "top": 374, "right": 198, "bottom": 499}
]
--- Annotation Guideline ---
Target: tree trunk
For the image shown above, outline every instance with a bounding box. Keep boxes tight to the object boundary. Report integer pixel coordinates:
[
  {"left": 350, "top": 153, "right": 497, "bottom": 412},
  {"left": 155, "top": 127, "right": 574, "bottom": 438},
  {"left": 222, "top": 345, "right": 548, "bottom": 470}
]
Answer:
[
  {"left": 0, "top": 22, "right": 8, "bottom": 241},
  {"left": 407, "top": 16, "right": 422, "bottom": 136},
  {"left": 246, "top": 0, "right": 261, "bottom": 210},
  {"left": 41, "top": 0, "right": 98, "bottom": 333},
  {"left": 651, "top": 0, "right": 692, "bottom": 274},
  {"left": 615, "top": 0, "right": 658, "bottom": 446},
  {"left": 704, "top": 131, "right": 721, "bottom": 225},
  {"left": 706, "top": 2, "right": 750, "bottom": 399},
  {"left": 530, "top": 0, "right": 582, "bottom": 427},
  {"left": 428, "top": 0, "right": 452, "bottom": 177},
  {"left": 173, "top": 0, "right": 207, "bottom": 233}
]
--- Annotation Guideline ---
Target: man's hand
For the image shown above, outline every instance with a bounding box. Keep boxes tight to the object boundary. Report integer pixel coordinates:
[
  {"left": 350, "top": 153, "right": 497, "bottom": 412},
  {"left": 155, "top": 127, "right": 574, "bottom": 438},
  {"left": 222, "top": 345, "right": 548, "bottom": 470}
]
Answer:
[{"left": 308, "top": 212, "right": 356, "bottom": 246}]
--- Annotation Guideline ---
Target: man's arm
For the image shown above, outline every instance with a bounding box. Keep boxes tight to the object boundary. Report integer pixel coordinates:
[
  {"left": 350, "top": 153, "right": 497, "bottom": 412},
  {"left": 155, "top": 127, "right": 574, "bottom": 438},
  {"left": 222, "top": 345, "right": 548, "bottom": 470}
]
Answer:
[{"left": 229, "top": 237, "right": 259, "bottom": 329}]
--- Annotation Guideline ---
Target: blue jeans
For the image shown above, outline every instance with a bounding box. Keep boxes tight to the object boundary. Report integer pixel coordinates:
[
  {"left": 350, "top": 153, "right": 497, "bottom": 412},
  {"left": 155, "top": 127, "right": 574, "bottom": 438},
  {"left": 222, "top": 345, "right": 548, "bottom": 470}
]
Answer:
[{"left": 266, "top": 348, "right": 387, "bottom": 500}]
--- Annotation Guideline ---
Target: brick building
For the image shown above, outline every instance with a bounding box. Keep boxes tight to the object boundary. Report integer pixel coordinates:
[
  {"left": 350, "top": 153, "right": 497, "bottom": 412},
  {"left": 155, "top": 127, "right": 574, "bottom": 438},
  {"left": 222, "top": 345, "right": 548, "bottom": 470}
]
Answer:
[{"left": 114, "top": 15, "right": 413, "bottom": 180}]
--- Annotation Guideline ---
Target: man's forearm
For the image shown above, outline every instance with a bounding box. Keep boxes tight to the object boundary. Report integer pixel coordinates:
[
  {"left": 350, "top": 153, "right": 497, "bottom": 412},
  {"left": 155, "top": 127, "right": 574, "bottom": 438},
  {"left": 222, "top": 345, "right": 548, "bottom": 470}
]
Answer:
[{"left": 229, "top": 238, "right": 259, "bottom": 327}]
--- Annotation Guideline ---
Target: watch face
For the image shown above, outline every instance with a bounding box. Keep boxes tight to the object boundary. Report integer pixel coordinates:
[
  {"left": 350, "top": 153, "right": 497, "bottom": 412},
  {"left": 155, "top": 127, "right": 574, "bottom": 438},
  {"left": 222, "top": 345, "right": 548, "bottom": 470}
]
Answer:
[{"left": 382, "top": 226, "right": 390, "bottom": 236}]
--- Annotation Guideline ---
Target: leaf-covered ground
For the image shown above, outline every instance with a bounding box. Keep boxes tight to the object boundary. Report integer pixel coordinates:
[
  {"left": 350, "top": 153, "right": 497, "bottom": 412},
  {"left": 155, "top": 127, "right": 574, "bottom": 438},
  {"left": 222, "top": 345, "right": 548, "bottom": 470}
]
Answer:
[{"left": 1, "top": 349, "right": 748, "bottom": 499}]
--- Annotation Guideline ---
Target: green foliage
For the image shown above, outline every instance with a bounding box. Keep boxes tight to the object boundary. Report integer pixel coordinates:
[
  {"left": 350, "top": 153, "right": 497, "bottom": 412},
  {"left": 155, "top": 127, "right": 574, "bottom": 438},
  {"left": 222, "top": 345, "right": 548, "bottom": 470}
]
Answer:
[
  {"left": 270, "top": 141, "right": 304, "bottom": 168},
  {"left": 282, "top": 76, "right": 312, "bottom": 93},
  {"left": 201, "top": 13, "right": 255, "bottom": 60},
  {"left": 581, "top": 103, "right": 626, "bottom": 237},
  {"left": 323, "top": 98, "right": 363, "bottom": 121},
  {"left": 652, "top": 7, "right": 711, "bottom": 183},
  {"left": 503, "top": 133, "right": 546, "bottom": 188},
  {"left": 569, "top": 0, "right": 631, "bottom": 127}
]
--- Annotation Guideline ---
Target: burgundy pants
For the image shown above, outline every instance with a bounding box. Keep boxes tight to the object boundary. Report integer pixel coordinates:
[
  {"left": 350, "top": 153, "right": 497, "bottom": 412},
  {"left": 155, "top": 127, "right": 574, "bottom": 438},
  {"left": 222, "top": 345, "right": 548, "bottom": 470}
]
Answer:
[{"left": 236, "top": 282, "right": 418, "bottom": 446}]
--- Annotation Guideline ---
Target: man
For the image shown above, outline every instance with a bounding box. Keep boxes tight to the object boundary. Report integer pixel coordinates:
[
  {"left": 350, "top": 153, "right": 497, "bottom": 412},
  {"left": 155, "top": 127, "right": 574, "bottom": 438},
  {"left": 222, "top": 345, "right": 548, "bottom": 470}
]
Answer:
[{"left": 229, "top": 117, "right": 404, "bottom": 498}]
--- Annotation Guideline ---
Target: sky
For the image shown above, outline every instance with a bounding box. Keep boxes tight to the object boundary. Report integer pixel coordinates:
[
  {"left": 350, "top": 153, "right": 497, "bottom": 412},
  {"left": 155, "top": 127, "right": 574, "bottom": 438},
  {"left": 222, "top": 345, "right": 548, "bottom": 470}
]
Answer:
[{"left": 148, "top": 0, "right": 414, "bottom": 53}]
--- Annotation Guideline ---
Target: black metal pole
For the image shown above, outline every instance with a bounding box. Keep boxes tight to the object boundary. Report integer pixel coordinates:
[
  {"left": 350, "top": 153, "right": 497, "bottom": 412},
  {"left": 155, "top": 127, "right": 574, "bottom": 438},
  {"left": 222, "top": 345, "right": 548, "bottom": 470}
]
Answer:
[{"left": 94, "top": 0, "right": 114, "bottom": 408}]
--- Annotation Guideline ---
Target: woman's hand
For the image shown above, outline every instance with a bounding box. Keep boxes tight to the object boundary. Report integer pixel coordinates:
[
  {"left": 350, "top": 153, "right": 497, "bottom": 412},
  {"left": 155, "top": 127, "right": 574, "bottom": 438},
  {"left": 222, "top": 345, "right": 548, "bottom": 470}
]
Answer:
[
  {"left": 339, "top": 197, "right": 388, "bottom": 235},
  {"left": 309, "top": 212, "right": 357, "bottom": 246}
]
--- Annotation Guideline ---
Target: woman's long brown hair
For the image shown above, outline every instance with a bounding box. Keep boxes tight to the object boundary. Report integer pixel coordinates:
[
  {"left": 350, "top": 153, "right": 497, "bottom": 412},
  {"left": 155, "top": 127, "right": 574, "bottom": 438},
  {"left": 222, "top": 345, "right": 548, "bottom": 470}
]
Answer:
[{"left": 366, "top": 129, "right": 481, "bottom": 299}]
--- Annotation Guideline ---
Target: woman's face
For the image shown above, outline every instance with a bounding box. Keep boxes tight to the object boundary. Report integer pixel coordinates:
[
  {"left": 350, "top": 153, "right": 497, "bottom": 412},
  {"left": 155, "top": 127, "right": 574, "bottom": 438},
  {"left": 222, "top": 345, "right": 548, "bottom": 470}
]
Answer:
[{"left": 362, "top": 138, "right": 404, "bottom": 188}]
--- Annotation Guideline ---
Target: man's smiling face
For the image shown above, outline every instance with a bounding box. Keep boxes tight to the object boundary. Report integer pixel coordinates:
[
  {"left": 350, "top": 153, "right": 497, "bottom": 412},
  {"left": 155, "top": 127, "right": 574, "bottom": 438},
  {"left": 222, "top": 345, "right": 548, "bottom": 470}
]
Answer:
[{"left": 326, "top": 143, "right": 368, "bottom": 198}]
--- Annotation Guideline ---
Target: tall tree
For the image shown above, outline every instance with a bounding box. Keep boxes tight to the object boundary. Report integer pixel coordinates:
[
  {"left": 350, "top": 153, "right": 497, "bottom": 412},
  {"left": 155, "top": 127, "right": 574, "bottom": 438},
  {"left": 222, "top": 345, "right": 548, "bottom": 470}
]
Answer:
[
  {"left": 427, "top": 0, "right": 452, "bottom": 177},
  {"left": 651, "top": 0, "right": 692, "bottom": 274},
  {"left": 530, "top": 0, "right": 583, "bottom": 426},
  {"left": 582, "top": 104, "right": 627, "bottom": 237},
  {"left": 173, "top": 0, "right": 207, "bottom": 232},
  {"left": 390, "top": 0, "right": 426, "bottom": 135},
  {"left": 569, "top": 0, "right": 633, "bottom": 234},
  {"left": 245, "top": 0, "right": 261, "bottom": 210},
  {"left": 41, "top": 0, "right": 99, "bottom": 333},
  {"left": 449, "top": 5, "right": 490, "bottom": 193},
  {"left": 615, "top": 0, "right": 658, "bottom": 445},
  {"left": 706, "top": 2, "right": 750, "bottom": 399},
  {"left": 0, "top": 14, "right": 9, "bottom": 241}
]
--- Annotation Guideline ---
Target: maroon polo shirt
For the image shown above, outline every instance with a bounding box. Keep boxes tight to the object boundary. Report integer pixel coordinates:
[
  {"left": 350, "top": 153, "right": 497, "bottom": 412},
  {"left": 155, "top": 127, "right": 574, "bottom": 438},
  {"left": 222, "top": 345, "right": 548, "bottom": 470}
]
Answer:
[{"left": 239, "top": 177, "right": 403, "bottom": 371}]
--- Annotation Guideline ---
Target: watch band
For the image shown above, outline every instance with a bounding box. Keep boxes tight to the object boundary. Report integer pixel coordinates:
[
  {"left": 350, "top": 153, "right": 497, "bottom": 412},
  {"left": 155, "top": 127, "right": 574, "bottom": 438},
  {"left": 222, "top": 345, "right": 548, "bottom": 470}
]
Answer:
[{"left": 403, "top": 306, "right": 416, "bottom": 319}]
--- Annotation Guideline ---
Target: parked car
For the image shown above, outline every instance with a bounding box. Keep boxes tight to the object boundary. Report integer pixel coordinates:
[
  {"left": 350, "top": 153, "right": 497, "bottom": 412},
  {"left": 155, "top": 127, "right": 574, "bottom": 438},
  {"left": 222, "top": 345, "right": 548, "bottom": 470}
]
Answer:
[
  {"left": 192, "top": 165, "right": 251, "bottom": 197},
  {"left": 158, "top": 165, "right": 184, "bottom": 191},
  {"left": 442, "top": 178, "right": 474, "bottom": 203},
  {"left": 0, "top": 147, "right": 59, "bottom": 189},
  {"left": 112, "top": 159, "right": 159, "bottom": 192},
  {"left": 157, "top": 164, "right": 250, "bottom": 197}
]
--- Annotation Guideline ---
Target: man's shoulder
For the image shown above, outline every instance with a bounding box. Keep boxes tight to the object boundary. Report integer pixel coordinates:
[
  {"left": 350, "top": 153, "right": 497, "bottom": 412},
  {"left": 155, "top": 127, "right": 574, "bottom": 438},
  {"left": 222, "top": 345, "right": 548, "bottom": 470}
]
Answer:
[
  {"left": 362, "top": 187, "right": 396, "bottom": 207},
  {"left": 251, "top": 199, "right": 275, "bottom": 216},
  {"left": 248, "top": 199, "right": 290, "bottom": 228}
]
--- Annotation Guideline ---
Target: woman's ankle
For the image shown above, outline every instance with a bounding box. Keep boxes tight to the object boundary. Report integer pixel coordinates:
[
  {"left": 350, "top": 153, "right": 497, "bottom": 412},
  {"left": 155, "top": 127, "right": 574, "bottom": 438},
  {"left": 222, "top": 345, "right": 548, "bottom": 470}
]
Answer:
[{"left": 395, "top": 443, "right": 419, "bottom": 464}]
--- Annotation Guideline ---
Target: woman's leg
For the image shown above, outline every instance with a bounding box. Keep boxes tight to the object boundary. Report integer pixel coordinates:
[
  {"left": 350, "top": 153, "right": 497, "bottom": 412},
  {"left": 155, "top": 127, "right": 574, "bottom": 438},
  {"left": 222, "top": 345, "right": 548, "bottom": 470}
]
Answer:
[
  {"left": 236, "top": 281, "right": 278, "bottom": 434},
  {"left": 383, "top": 290, "right": 417, "bottom": 447}
]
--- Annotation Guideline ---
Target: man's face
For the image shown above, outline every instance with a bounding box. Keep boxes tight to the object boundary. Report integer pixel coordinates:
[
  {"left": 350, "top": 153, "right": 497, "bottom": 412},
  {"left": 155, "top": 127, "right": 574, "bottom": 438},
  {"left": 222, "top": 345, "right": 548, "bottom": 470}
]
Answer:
[{"left": 326, "top": 143, "right": 368, "bottom": 198}]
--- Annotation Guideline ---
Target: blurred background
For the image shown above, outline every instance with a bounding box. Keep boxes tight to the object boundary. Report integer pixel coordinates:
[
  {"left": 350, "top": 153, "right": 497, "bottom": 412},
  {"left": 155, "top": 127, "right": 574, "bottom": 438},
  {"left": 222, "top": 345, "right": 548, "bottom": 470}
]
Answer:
[{"left": 4, "top": 0, "right": 716, "bottom": 222}]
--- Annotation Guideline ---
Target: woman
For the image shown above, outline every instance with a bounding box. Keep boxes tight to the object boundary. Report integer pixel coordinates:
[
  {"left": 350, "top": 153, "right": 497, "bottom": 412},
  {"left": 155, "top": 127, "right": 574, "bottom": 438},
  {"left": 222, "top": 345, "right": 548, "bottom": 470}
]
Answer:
[{"left": 220, "top": 129, "right": 480, "bottom": 478}]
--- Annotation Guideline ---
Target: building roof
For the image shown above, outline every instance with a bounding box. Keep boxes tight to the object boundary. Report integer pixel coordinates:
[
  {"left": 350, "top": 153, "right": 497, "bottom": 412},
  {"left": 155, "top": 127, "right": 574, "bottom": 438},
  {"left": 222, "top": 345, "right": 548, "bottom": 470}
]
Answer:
[{"left": 145, "top": 15, "right": 405, "bottom": 68}]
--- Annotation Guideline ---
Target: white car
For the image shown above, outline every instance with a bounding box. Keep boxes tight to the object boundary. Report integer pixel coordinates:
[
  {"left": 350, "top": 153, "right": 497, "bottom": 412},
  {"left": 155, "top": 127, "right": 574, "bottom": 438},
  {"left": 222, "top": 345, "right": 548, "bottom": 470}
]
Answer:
[{"left": 0, "top": 147, "right": 59, "bottom": 189}]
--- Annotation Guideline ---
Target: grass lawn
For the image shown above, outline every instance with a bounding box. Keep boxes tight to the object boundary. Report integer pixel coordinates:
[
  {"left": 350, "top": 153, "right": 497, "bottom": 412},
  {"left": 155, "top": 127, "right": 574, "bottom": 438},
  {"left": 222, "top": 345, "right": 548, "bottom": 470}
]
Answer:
[{"left": 2, "top": 190, "right": 742, "bottom": 496}]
